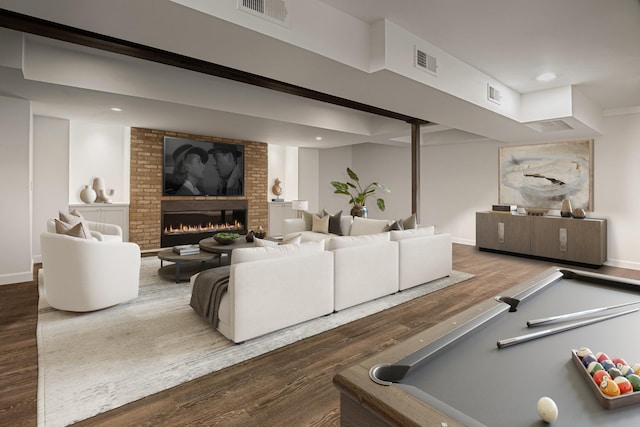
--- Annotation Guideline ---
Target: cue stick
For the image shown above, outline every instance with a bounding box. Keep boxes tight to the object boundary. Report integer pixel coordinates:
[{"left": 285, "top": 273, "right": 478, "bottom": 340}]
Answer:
[
  {"left": 497, "top": 308, "right": 638, "bottom": 349},
  {"left": 526, "top": 300, "right": 640, "bottom": 327}
]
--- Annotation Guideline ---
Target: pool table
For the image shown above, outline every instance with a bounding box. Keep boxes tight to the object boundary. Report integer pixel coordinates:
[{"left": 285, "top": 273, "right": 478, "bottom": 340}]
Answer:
[{"left": 333, "top": 267, "right": 640, "bottom": 426}]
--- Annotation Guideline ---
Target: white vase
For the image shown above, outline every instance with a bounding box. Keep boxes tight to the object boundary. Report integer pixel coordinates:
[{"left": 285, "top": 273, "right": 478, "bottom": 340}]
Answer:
[{"left": 80, "top": 185, "right": 97, "bottom": 204}]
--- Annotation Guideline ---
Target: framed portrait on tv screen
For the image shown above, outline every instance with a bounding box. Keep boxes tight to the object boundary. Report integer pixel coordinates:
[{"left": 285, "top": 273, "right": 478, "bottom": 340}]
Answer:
[{"left": 163, "top": 137, "right": 244, "bottom": 196}]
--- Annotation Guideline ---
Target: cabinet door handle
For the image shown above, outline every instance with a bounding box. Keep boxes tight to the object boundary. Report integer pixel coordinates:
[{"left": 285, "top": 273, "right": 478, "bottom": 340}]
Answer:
[
  {"left": 498, "top": 222, "right": 505, "bottom": 243},
  {"left": 559, "top": 228, "right": 567, "bottom": 251}
]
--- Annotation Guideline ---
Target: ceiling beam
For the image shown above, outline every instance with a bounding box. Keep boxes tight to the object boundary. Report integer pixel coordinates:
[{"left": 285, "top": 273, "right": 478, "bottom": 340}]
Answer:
[{"left": 0, "top": 8, "right": 431, "bottom": 126}]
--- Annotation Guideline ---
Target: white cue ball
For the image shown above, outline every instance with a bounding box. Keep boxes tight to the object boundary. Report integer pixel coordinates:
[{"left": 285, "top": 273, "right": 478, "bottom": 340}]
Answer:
[{"left": 537, "top": 396, "right": 558, "bottom": 423}]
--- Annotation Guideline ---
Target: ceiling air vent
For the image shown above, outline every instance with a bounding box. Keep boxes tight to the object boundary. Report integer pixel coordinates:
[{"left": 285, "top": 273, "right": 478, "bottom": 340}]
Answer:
[
  {"left": 526, "top": 120, "right": 574, "bottom": 133},
  {"left": 415, "top": 46, "right": 437, "bottom": 76},
  {"left": 238, "top": 0, "right": 290, "bottom": 27},
  {"left": 487, "top": 83, "right": 502, "bottom": 105}
]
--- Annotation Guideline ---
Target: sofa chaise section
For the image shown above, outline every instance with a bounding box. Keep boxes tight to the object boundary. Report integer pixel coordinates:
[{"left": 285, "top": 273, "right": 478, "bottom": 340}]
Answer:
[
  {"left": 390, "top": 227, "right": 453, "bottom": 291},
  {"left": 191, "top": 241, "right": 334, "bottom": 343}
]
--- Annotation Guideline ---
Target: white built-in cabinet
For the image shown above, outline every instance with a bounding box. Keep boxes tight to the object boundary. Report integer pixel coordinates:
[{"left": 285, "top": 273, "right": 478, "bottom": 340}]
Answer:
[
  {"left": 268, "top": 201, "right": 297, "bottom": 237},
  {"left": 70, "top": 203, "right": 129, "bottom": 241}
]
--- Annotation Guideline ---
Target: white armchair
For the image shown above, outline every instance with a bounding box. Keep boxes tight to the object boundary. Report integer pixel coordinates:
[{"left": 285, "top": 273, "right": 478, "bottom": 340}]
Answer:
[
  {"left": 39, "top": 231, "right": 141, "bottom": 312},
  {"left": 46, "top": 218, "right": 123, "bottom": 242}
]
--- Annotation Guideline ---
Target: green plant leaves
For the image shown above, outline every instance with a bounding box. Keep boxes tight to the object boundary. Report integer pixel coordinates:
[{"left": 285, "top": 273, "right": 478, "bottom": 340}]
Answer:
[{"left": 332, "top": 168, "right": 389, "bottom": 212}]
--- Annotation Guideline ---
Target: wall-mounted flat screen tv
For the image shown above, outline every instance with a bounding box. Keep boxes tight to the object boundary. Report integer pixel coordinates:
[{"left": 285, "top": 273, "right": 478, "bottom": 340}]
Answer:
[{"left": 163, "top": 136, "right": 244, "bottom": 196}]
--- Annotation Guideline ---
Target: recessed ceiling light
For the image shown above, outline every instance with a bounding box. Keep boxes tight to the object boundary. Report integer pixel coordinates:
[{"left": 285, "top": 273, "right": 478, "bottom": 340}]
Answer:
[
  {"left": 315, "top": 136, "right": 322, "bottom": 141},
  {"left": 536, "top": 72, "right": 557, "bottom": 82},
  {"left": 110, "top": 107, "right": 123, "bottom": 112}
]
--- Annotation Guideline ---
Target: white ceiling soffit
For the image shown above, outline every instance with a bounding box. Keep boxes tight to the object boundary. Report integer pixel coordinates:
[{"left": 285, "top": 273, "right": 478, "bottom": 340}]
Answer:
[
  {"left": 1, "top": 0, "right": 635, "bottom": 146},
  {"left": 169, "top": 1, "right": 605, "bottom": 141}
]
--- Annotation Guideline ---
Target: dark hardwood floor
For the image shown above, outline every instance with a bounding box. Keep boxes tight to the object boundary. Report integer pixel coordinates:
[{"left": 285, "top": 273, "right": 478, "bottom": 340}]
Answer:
[{"left": 3, "top": 244, "right": 639, "bottom": 426}]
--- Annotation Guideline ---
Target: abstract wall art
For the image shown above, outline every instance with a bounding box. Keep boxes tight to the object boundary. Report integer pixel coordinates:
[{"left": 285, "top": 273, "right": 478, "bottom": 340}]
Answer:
[{"left": 499, "top": 140, "right": 593, "bottom": 210}]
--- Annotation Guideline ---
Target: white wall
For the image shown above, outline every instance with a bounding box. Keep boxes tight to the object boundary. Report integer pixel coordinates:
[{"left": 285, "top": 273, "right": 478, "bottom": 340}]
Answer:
[
  {"left": 32, "top": 116, "right": 70, "bottom": 263},
  {"left": 0, "top": 96, "right": 33, "bottom": 285},
  {"left": 593, "top": 111, "right": 640, "bottom": 270},
  {"left": 69, "top": 121, "right": 130, "bottom": 204},
  {"left": 298, "top": 148, "right": 319, "bottom": 208},
  {"left": 267, "top": 144, "right": 298, "bottom": 201},
  {"left": 314, "top": 111, "right": 640, "bottom": 269}
]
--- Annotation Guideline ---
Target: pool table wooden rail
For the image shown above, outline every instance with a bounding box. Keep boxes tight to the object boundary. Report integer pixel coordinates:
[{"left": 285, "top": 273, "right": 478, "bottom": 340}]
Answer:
[{"left": 333, "top": 267, "right": 565, "bottom": 426}]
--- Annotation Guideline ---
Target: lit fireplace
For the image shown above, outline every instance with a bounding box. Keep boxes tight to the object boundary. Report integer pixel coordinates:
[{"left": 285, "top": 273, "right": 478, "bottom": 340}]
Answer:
[
  {"left": 164, "top": 220, "right": 244, "bottom": 235},
  {"left": 161, "top": 200, "right": 247, "bottom": 247}
]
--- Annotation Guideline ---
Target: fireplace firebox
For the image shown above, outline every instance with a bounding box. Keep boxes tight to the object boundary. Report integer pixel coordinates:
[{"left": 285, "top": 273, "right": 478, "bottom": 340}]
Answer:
[{"left": 161, "top": 200, "right": 248, "bottom": 247}]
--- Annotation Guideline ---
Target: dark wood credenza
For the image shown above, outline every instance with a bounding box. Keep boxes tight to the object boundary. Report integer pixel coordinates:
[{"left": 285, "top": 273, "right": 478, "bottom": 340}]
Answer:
[{"left": 476, "top": 211, "right": 607, "bottom": 267}]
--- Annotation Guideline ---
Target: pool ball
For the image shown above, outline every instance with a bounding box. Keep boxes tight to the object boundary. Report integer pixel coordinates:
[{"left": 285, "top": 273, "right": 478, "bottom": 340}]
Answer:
[
  {"left": 600, "top": 359, "right": 615, "bottom": 371},
  {"left": 576, "top": 347, "right": 593, "bottom": 358},
  {"left": 593, "top": 370, "right": 611, "bottom": 385},
  {"left": 632, "top": 363, "right": 640, "bottom": 375},
  {"left": 627, "top": 374, "right": 640, "bottom": 391},
  {"left": 587, "top": 361, "right": 604, "bottom": 376},
  {"left": 536, "top": 397, "right": 558, "bottom": 423},
  {"left": 599, "top": 378, "right": 621, "bottom": 397},
  {"left": 620, "top": 365, "right": 636, "bottom": 377},
  {"left": 608, "top": 367, "right": 623, "bottom": 379},
  {"left": 612, "top": 357, "right": 628, "bottom": 368},
  {"left": 581, "top": 354, "right": 598, "bottom": 368},
  {"left": 614, "top": 377, "right": 634, "bottom": 394},
  {"left": 596, "top": 352, "right": 610, "bottom": 363}
]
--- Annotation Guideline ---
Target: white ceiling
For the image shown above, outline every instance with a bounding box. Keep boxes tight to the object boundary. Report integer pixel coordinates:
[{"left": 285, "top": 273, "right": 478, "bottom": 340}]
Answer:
[{"left": 0, "top": 0, "right": 638, "bottom": 148}]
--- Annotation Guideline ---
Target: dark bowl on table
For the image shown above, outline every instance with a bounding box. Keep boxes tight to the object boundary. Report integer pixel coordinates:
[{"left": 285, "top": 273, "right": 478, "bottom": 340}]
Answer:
[{"left": 213, "top": 233, "right": 240, "bottom": 245}]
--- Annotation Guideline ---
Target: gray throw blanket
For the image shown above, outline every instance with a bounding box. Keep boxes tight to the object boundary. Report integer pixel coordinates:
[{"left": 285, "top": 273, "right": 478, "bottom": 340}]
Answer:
[{"left": 190, "top": 265, "right": 231, "bottom": 329}]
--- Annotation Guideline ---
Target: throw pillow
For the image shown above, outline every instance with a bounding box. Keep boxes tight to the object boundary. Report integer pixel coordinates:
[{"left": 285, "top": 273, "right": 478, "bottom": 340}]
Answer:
[
  {"left": 282, "top": 233, "right": 302, "bottom": 245},
  {"left": 327, "top": 210, "right": 343, "bottom": 235},
  {"left": 59, "top": 210, "right": 94, "bottom": 238},
  {"left": 390, "top": 226, "right": 436, "bottom": 241},
  {"left": 349, "top": 217, "right": 390, "bottom": 236},
  {"left": 302, "top": 209, "right": 325, "bottom": 231},
  {"left": 254, "top": 238, "right": 279, "bottom": 248},
  {"left": 386, "top": 219, "right": 404, "bottom": 231},
  {"left": 402, "top": 213, "right": 418, "bottom": 230},
  {"left": 54, "top": 219, "right": 92, "bottom": 239},
  {"left": 312, "top": 214, "right": 330, "bottom": 234}
]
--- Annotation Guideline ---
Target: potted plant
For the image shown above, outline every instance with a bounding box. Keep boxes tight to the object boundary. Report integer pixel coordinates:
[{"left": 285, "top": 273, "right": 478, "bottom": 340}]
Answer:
[{"left": 331, "top": 167, "right": 390, "bottom": 218}]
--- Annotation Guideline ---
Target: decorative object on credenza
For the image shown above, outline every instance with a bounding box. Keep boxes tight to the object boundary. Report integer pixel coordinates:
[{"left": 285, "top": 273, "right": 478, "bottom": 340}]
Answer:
[
  {"left": 560, "top": 199, "right": 573, "bottom": 218},
  {"left": 331, "top": 167, "right": 390, "bottom": 218},
  {"left": 245, "top": 230, "right": 255, "bottom": 242},
  {"left": 213, "top": 232, "right": 240, "bottom": 245},
  {"left": 254, "top": 226, "right": 266, "bottom": 239},
  {"left": 524, "top": 208, "right": 549, "bottom": 216},
  {"left": 92, "top": 177, "right": 113, "bottom": 203},
  {"left": 572, "top": 208, "right": 586, "bottom": 219},
  {"left": 291, "top": 200, "right": 309, "bottom": 218},
  {"left": 271, "top": 178, "right": 284, "bottom": 202},
  {"left": 79, "top": 185, "right": 97, "bottom": 204},
  {"left": 499, "top": 140, "right": 593, "bottom": 211}
]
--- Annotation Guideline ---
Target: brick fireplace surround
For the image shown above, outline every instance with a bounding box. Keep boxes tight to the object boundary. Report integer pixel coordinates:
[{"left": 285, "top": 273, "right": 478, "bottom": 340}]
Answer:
[{"left": 129, "top": 128, "right": 268, "bottom": 251}]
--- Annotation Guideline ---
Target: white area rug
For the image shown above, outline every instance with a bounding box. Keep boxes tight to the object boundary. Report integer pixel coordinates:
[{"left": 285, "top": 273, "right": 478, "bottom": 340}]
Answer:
[{"left": 37, "top": 257, "right": 473, "bottom": 426}]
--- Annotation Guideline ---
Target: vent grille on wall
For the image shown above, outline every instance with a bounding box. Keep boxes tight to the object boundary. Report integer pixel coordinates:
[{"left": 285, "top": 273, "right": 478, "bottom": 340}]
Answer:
[
  {"left": 487, "top": 83, "right": 502, "bottom": 105},
  {"left": 238, "top": 0, "right": 290, "bottom": 27},
  {"left": 415, "top": 47, "right": 437, "bottom": 76}
]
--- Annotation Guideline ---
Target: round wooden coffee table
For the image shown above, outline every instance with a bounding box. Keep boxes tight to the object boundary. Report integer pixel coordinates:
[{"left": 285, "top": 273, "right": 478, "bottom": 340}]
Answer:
[
  {"left": 198, "top": 238, "right": 256, "bottom": 263},
  {"left": 157, "top": 249, "right": 219, "bottom": 283}
]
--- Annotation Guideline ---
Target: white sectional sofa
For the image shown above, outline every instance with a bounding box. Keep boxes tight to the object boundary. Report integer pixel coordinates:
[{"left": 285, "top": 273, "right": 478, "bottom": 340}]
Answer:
[
  {"left": 390, "top": 226, "right": 453, "bottom": 291},
  {"left": 190, "top": 216, "right": 453, "bottom": 343},
  {"left": 327, "top": 233, "right": 399, "bottom": 311}
]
